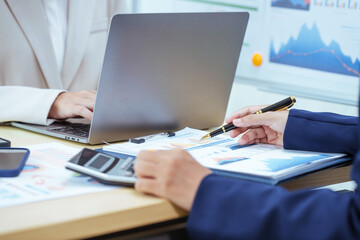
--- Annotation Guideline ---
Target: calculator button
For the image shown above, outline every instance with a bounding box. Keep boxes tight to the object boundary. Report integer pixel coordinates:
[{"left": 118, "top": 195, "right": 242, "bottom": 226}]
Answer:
[
  {"left": 123, "top": 171, "right": 133, "bottom": 177},
  {"left": 127, "top": 163, "right": 134, "bottom": 174}
]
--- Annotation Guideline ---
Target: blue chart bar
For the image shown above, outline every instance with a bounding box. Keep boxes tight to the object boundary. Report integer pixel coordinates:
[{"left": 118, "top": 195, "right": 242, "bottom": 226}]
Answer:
[
  {"left": 186, "top": 138, "right": 233, "bottom": 151},
  {"left": 314, "top": 0, "right": 323, "bottom": 6},
  {"left": 265, "top": 154, "right": 331, "bottom": 172},
  {"left": 271, "top": 0, "right": 310, "bottom": 11},
  {"left": 314, "top": 0, "right": 359, "bottom": 9},
  {"left": 270, "top": 24, "right": 360, "bottom": 77},
  {"left": 325, "top": 0, "right": 335, "bottom": 7},
  {"left": 216, "top": 157, "right": 249, "bottom": 165},
  {"left": 348, "top": 0, "right": 358, "bottom": 9},
  {"left": 337, "top": 0, "right": 345, "bottom": 8},
  {"left": 227, "top": 143, "right": 251, "bottom": 151}
]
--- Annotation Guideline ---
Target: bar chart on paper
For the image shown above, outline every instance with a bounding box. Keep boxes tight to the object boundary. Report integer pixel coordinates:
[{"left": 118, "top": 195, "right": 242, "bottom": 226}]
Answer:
[
  {"left": 103, "top": 127, "right": 347, "bottom": 184},
  {"left": 265, "top": 154, "right": 334, "bottom": 172}
]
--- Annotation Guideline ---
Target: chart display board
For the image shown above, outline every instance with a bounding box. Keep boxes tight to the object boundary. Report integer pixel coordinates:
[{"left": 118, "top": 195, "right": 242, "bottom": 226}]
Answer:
[{"left": 137, "top": 0, "right": 360, "bottom": 104}]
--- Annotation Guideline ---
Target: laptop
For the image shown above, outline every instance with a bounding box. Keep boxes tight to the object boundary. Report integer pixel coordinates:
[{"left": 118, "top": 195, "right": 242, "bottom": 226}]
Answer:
[{"left": 12, "top": 12, "right": 249, "bottom": 145}]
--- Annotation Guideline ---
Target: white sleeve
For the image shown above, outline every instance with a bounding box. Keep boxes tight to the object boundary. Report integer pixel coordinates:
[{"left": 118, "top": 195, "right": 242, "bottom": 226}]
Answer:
[{"left": 0, "top": 86, "right": 65, "bottom": 125}]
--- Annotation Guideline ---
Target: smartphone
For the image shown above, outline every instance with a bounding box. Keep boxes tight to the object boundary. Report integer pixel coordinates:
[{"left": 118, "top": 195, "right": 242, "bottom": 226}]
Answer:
[
  {"left": 0, "top": 148, "right": 30, "bottom": 177},
  {"left": 0, "top": 137, "right": 11, "bottom": 147}
]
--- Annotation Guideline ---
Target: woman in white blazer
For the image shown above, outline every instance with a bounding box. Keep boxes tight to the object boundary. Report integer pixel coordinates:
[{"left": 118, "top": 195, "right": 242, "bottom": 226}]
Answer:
[{"left": 0, "top": 0, "right": 128, "bottom": 125}]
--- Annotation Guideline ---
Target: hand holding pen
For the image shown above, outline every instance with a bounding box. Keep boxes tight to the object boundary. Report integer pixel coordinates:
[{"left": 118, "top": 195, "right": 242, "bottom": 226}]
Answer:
[{"left": 201, "top": 96, "right": 296, "bottom": 147}]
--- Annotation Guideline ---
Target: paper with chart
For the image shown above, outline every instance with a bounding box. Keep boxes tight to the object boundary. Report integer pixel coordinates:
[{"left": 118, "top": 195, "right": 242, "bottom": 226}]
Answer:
[
  {"left": 103, "top": 127, "right": 235, "bottom": 154},
  {"left": 0, "top": 143, "right": 116, "bottom": 209},
  {"left": 104, "top": 127, "right": 345, "bottom": 180}
]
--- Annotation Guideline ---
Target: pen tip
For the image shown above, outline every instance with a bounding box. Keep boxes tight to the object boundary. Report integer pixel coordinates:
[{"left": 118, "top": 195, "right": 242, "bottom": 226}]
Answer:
[{"left": 201, "top": 134, "right": 210, "bottom": 140}]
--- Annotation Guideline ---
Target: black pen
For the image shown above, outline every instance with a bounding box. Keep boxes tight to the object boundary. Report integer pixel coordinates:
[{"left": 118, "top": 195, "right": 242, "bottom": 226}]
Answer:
[{"left": 201, "top": 96, "right": 296, "bottom": 140}]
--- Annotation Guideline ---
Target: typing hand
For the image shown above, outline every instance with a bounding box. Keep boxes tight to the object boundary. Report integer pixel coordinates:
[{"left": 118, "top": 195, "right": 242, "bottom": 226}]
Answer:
[
  {"left": 48, "top": 90, "right": 96, "bottom": 120},
  {"left": 225, "top": 105, "right": 289, "bottom": 146},
  {"left": 134, "top": 149, "right": 212, "bottom": 211}
]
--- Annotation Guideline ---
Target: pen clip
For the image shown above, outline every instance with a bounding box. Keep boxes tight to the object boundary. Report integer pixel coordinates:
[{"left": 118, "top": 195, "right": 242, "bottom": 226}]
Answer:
[{"left": 275, "top": 101, "right": 295, "bottom": 112}]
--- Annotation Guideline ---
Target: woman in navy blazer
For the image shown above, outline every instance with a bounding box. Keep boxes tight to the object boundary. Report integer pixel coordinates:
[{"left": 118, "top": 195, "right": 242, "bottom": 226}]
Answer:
[{"left": 134, "top": 102, "right": 360, "bottom": 239}]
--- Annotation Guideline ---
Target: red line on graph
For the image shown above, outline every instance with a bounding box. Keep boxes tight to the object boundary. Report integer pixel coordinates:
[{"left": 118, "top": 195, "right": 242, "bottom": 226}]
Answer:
[{"left": 271, "top": 48, "right": 360, "bottom": 76}]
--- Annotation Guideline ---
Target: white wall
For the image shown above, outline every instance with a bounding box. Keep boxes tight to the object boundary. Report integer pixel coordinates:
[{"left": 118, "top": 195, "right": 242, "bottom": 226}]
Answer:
[
  {"left": 135, "top": 0, "right": 174, "bottom": 13},
  {"left": 227, "top": 80, "right": 358, "bottom": 118}
]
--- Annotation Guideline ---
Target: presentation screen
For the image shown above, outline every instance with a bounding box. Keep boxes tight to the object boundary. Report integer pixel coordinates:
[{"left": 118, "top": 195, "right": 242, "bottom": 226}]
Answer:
[{"left": 137, "top": 0, "right": 360, "bottom": 105}]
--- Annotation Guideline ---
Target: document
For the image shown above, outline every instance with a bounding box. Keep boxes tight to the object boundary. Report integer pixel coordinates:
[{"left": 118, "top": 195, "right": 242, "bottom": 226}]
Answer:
[
  {"left": 0, "top": 143, "right": 116, "bottom": 209},
  {"left": 104, "top": 127, "right": 348, "bottom": 184}
]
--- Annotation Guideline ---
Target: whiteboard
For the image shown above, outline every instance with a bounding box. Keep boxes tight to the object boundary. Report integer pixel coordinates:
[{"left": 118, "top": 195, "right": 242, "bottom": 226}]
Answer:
[{"left": 136, "top": 0, "right": 360, "bottom": 105}]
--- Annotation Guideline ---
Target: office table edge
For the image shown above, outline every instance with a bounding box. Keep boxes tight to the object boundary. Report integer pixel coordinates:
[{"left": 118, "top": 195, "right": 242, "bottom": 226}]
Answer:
[{"left": 0, "top": 188, "right": 187, "bottom": 239}]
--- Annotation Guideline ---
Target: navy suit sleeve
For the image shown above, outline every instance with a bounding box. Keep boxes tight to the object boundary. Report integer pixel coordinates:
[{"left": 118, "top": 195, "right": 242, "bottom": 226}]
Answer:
[
  {"left": 284, "top": 109, "right": 358, "bottom": 154},
  {"left": 187, "top": 109, "right": 360, "bottom": 240},
  {"left": 187, "top": 174, "right": 360, "bottom": 240}
]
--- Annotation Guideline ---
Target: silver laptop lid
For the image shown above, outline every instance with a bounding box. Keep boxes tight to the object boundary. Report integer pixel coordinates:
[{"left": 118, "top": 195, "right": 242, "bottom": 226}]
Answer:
[{"left": 89, "top": 12, "right": 249, "bottom": 144}]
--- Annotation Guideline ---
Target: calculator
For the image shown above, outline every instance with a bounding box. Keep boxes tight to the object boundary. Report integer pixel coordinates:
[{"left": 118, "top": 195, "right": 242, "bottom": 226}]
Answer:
[{"left": 65, "top": 148, "right": 136, "bottom": 186}]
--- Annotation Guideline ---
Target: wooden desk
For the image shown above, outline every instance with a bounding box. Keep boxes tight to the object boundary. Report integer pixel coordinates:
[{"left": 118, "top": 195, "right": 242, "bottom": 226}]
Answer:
[
  {"left": 0, "top": 126, "right": 352, "bottom": 239},
  {"left": 0, "top": 126, "right": 187, "bottom": 240}
]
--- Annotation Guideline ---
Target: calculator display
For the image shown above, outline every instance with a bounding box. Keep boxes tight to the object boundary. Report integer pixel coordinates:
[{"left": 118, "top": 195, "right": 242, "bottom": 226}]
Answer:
[
  {"left": 89, "top": 155, "right": 111, "bottom": 169},
  {"left": 69, "top": 148, "right": 98, "bottom": 166},
  {"left": 69, "top": 149, "right": 116, "bottom": 172}
]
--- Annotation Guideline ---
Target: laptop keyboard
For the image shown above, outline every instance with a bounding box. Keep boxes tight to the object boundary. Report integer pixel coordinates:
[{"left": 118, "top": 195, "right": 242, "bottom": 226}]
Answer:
[{"left": 49, "top": 123, "right": 90, "bottom": 138}]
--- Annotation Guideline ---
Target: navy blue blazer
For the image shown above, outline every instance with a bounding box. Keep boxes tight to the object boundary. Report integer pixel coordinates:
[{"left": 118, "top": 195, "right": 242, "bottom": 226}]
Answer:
[{"left": 187, "top": 109, "right": 360, "bottom": 239}]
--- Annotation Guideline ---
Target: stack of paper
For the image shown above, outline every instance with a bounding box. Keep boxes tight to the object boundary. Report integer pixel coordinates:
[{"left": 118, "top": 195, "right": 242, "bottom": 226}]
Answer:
[{"left": 103, "top": 128, "right": 348, "bottom": 185}]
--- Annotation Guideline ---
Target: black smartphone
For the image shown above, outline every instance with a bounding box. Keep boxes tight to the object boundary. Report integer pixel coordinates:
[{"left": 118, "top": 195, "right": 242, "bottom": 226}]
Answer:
[
  {"left": 0, "top": 137, "right": 11, "bottom": 147},
  {"left": 0, "top": 148, "right": 30, "bottom": 177}
]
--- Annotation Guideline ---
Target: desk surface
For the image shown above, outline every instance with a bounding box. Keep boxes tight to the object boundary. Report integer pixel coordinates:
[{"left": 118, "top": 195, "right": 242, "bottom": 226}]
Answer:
[
  {"left": 0, "top": 126, "right": 187, "bottom": 240},
  {"left": 0, "top": 125, "right": 352, "bottom": 239}
]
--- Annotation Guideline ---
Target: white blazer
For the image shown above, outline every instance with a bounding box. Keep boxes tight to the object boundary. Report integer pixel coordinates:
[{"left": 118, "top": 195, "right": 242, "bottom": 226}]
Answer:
[{"left": 0, "top": 0, "right": 129, "bottom": 125}]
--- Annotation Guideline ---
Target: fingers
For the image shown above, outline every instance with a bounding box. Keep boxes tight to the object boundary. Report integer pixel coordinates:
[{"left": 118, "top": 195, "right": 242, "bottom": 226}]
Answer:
[
  {"left": 48, "top": 90, "right": 97, "bottom": 120},
  {"left": 225, "top": 105, "right": 267, "bottom": 124},
  {"left": 134, "top": 149, "right": 211, "bottom": 210},
  {"left": 238, "top": 126, "right": 284, "bottom": 146},
  {"left": 137, "top": 150, "right": 160, "bottom": 164},
  {"left": 73, "top": 91, "right": 96, "bottom": 119},
  {"left": 228, "top": 127, "right": 249, "bottom": 138},
  {"left": 135, "top": 178, "right": 159, "bottom": 195},
  {"left": 73, "top": 91, "right": 96, "bottom": 111},
  {"left": 134, "top": 151, "right": 161, "bottom": 196},
  {"left": 263, "top": 126, "right": 283, "bottom": 146},
  {"left": 233, "top": 112, "right": 277, "bottom": 129},
  {"left": 238, "top": 127, "right": 267, "bottom": 145},
  {"left": 134, "top": 150, "right": 178, "bottom": 198},
  {"left": 134, "top": 156, "right": 158, "bottom": 178},
  {"left": 72, "top": 105, "right": 93, "bottom": 120}
]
